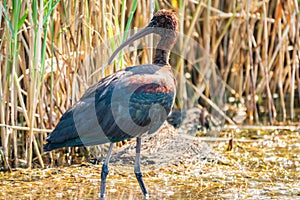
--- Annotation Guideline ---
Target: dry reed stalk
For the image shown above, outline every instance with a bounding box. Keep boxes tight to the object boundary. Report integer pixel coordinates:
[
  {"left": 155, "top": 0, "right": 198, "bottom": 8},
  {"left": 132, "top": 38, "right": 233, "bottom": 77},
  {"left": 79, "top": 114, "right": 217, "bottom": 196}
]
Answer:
[
  {"left": 0, "top": 47, "right": 9, "bottom": 170},
  {"left": 262, "top": 2, "right": 275, "bottom": 124},
  {"left": 290, "top": 2, "right": 298, "bottom": 120},
  {"left": 0, "top": 2, "right": 7, "bottom": 169},
  {"left": 175, "top": 0, "right": 187, "bottom": 109},
  {"left": 277, "top": 19, "right": 287, "bottom": 122}
]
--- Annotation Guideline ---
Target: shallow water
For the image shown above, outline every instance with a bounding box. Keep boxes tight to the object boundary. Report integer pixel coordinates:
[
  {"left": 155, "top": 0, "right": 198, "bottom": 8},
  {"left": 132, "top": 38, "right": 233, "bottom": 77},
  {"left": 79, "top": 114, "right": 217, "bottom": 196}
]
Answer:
[{"left": 1, "top": 129, "right": 299, "bottom": 199}]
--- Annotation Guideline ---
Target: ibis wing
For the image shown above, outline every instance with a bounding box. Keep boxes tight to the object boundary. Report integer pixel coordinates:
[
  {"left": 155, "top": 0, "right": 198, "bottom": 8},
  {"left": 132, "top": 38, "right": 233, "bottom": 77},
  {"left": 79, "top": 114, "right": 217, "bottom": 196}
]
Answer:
[{"left": 44, "top": 70, "right": 127, "bottom": 150}]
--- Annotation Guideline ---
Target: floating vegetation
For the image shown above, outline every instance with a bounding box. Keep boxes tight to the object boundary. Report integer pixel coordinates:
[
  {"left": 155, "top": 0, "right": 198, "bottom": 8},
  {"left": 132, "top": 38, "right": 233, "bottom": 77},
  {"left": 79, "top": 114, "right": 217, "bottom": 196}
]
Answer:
[{"left": 1, "top": 128, "right": 299, "bottom": 199}]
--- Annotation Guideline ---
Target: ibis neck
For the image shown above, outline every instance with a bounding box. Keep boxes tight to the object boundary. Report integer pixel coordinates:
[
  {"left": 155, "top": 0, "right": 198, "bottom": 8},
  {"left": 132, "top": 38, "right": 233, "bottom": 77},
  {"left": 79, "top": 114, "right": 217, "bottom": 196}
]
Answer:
[
  {"left": 153, "top": 36, "right": 175, "bottom": 66},
  {"left": 153, "top": 49, "right": 170, "bottom": 66}
]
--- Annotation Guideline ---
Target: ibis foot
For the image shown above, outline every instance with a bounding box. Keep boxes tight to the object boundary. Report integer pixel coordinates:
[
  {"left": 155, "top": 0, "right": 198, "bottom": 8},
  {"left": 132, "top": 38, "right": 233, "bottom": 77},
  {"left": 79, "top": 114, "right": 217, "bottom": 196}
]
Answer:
[
  {"left": 135, "top": 172, "right": 149, "bottom": 199},
  {"left": 100, "top": 143, "right": 114, "bottom": 200},
  {"left": 100, "top": 164, "right": 109, "bottom": 199}
]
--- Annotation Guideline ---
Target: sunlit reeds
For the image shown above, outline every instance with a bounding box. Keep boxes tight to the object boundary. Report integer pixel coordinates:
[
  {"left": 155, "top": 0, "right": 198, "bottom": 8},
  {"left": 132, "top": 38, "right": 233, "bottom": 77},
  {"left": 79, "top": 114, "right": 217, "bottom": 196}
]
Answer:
[{"left": 0, "top": 0, "right": 299, "bottom": 169}]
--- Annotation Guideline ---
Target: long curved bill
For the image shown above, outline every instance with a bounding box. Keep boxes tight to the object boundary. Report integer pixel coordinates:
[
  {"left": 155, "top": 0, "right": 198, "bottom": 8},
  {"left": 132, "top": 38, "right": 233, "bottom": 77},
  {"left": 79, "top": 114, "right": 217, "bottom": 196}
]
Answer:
[{"left": 108, "top": 25, "right": 155, "bottom": 65}]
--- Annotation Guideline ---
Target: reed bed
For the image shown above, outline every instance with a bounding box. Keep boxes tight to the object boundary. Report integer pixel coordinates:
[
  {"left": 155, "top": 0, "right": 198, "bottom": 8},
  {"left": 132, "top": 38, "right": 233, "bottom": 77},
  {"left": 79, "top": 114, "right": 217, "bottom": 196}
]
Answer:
[{"left": 0, "top": 0, "right": 299, "bottom": 169}]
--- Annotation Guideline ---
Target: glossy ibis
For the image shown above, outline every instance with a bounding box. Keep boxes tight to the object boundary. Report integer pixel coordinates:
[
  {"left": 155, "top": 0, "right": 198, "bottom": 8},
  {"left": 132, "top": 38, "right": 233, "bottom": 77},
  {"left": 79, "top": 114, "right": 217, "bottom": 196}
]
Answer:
[{"left": 44, "top": 10, "right": 178, "bottom": 199}]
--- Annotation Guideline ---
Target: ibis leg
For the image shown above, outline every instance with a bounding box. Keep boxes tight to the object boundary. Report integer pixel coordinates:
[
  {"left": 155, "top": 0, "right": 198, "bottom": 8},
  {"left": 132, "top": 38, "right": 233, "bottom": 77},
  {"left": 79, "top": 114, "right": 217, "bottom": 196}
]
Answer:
[
  {"left": 100, "top": 143, "right": 114, "bottom": 200},
  {"left": 134, "top": 137, "right": 149, "bottom": 199}
]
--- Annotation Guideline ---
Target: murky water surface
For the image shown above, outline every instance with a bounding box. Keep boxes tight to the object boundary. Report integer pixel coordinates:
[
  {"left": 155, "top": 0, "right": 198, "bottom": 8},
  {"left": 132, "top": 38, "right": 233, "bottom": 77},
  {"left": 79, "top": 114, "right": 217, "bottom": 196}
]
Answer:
[{"left": 1, "top": 129, "right": 299, "bottom": 199}]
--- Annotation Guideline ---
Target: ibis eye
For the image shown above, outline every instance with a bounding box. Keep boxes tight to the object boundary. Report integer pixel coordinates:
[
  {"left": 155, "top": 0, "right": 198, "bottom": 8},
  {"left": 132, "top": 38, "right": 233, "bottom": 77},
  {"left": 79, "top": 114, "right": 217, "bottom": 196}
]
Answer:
[{"left": 149, "top": 20, "right": 158, "bottom": 27}]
